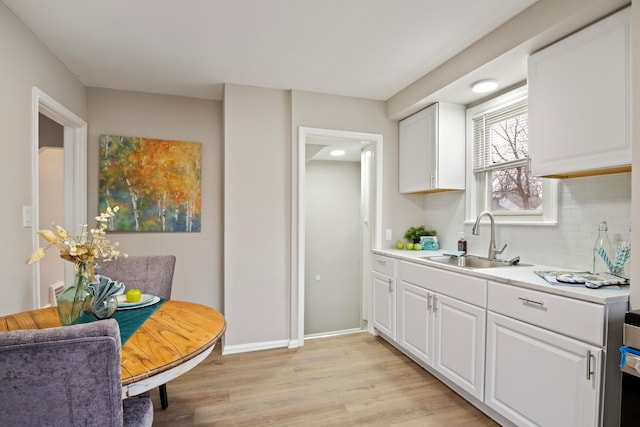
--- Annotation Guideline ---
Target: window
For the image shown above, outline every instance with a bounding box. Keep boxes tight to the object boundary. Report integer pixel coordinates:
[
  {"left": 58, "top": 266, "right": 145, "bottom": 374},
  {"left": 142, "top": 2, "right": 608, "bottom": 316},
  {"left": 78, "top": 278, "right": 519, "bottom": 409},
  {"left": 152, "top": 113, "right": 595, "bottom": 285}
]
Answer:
[{"left": 465, "top": 86, "right": 557, "bottom": 224}]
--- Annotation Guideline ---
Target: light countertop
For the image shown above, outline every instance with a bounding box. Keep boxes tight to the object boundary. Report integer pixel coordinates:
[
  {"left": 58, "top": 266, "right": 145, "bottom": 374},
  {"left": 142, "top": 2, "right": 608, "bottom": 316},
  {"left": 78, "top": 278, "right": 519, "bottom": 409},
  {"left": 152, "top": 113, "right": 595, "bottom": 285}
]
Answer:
[{"left": 372, "top": 248, "right": 629, "bottom": 305}]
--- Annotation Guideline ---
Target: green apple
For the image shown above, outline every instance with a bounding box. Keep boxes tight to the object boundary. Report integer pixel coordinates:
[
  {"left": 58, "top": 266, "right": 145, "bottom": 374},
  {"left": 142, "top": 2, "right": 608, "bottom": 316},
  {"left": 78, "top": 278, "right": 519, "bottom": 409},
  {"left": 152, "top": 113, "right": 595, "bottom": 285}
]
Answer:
[
  {"left": 413, "top": 243, "right": 423, "bottom": 250},
  {"left": 406, "top": 243, "right": 414, "bottom": 250},
  {"left": 396, "top": 240, "right": 404, "bottom": 250},
  {"left": 126, "top": 288, "right": 142, "bottom": 303}
]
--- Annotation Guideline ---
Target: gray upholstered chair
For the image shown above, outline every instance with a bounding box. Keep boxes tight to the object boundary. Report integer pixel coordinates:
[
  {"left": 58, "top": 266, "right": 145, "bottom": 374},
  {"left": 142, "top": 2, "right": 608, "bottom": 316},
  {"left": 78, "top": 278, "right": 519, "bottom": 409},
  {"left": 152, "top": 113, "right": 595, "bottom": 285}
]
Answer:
[
  {"left": 0, "top": 318, "right": 153, "bottom": 427},
  {"left": 97, "top": 255, "right": 176, "bottom": 409}
]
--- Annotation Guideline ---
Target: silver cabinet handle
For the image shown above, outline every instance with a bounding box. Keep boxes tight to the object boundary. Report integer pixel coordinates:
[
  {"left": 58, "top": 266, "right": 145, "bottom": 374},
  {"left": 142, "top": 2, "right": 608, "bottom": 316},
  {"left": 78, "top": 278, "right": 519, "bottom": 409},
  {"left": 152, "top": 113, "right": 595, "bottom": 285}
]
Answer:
[
  {"left": 518, "top": 296, "right": 545, "bottom": 306},
  {"left": 377, "top": 259, "right": 386, "bottom": 265},
  {"left": 586, "top": 350, "right": 594, "bottom": 380},
  {"left": 427, "top": 293, "right": 432, "bottom": 311},
  {"left": 432, "top": 295, "right": 438, "bottom": 312},
  {"left": 388, "top": 278, "right": 394, "bottom": 293}
]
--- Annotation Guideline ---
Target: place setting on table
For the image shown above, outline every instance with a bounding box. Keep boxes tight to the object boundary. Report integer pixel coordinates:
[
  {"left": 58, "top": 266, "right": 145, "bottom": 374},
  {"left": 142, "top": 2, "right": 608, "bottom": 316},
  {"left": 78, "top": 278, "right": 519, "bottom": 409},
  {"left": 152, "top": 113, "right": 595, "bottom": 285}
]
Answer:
[{"left": 78, "top": 274, "right": 166, "bottom": 345}]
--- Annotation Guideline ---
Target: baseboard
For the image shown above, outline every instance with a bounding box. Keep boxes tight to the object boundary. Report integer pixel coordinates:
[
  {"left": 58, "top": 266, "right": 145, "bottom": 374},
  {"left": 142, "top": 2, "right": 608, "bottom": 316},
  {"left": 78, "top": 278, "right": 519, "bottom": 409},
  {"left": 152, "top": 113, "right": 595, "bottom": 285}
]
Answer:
[
  {"left": 222, "top": 339, "right": 290, "bottom": 355},
  {"left": 304, "top": 328, "right": 363, "bottom": 340}
]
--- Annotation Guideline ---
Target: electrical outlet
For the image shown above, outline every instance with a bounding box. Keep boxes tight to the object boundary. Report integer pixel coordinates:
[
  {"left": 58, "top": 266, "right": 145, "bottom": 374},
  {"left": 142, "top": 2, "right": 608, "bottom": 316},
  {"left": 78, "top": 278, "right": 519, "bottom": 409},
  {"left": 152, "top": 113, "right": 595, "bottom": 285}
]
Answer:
[{"left": 385, "top": 229, "right": 392, "bottom": 240}]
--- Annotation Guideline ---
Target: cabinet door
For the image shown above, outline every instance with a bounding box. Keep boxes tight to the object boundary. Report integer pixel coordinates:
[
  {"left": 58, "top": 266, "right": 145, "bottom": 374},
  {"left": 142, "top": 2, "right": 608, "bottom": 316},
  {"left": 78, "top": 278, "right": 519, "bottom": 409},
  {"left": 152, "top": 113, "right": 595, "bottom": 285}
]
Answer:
[
  {"left": 433, "top": 294, "right": 486, "bottom": 401},
  {"left": 372, "top": 272, "right": 396, "bottom": 340},
  {"left": 397, "top": 280, "right": 433, "bottom": 365},
  {"left": 528, "top": 8, "right": 630, "bottom": 177},
  {"left": 485, "top": 312, "right": 601, "bottom": 427},
  {"left": 399, "top": 104, "right": 436, "bottom": 193}
]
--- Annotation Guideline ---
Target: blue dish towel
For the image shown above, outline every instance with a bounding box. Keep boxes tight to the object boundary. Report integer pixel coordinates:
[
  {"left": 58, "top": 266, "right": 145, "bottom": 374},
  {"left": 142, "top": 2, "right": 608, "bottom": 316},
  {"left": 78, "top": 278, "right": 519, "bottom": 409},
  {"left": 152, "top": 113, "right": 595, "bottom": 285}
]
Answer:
[{"left": 620, "top": 345, "right": 640, "bottom": 367}]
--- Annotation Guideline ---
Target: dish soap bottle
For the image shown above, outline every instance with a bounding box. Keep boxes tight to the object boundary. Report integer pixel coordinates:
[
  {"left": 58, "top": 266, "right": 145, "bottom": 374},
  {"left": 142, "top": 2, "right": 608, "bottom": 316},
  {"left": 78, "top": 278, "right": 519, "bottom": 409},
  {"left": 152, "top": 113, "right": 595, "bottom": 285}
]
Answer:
[
  {"left": 457, "top": 232, "right": 467, "bottom": 255},
  {"left": 593, "top": 221, "right": 612, "bottom": 274}
]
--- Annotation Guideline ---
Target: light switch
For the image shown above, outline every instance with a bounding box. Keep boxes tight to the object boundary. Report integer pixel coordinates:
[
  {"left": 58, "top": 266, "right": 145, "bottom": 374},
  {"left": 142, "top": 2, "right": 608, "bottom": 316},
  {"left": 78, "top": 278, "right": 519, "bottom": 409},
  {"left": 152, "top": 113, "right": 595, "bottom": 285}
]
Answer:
[
  {"left": 22, "top": 206, "right": 32, "bottom": 227},
  {"left": 385, "top": 229, "right": 392, "bottom": 240}
]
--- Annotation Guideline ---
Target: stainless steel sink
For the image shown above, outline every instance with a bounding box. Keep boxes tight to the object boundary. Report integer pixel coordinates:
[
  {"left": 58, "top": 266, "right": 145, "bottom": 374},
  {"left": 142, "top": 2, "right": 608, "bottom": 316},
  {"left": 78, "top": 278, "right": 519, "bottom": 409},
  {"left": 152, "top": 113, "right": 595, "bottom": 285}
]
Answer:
[{"left": 422, "top": 255, "right": 532, "bottom": 269}]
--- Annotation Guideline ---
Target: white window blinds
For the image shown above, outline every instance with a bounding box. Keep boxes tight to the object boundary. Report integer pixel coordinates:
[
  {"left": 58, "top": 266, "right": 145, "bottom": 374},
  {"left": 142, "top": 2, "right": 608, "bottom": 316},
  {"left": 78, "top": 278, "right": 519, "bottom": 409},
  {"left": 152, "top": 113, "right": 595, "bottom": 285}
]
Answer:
[{"left": 472, "top": 98, "right": 528, "bottom": 173}]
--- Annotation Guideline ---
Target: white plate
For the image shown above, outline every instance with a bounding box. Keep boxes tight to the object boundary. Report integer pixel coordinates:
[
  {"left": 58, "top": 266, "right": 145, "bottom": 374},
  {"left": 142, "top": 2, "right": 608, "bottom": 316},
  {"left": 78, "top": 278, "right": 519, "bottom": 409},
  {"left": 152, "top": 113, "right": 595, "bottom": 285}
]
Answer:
[{"left": 116, "top": 294, "right": 160, "bottom": 310}]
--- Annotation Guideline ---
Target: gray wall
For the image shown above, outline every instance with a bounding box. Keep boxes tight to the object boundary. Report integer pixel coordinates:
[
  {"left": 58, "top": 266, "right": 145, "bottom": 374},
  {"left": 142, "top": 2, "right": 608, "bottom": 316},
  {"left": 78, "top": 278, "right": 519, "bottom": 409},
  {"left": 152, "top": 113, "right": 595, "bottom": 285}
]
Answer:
[
  {"left": 0, "top": 2, "right": 86, "bottom": 314},
  {"left": 222, "top": 87, "right": 425, "bottom": 350},
  {"left": 39, "top": 114, "right": 63, "bottom": 148},
  {"left": 37, "top": 147, "right": 64, "bottom": 305},
  {"left": 86, "top": 88, "right": 223, "bottom": 309},
  {"left": 223, "top": 84, "right": 292, "bottom": 349},
  {"left": 291, "top": 90, "right": 426, "bottom": 245},
  {"left": 305, "top": 160, "right": 361, "bottom": 336}
]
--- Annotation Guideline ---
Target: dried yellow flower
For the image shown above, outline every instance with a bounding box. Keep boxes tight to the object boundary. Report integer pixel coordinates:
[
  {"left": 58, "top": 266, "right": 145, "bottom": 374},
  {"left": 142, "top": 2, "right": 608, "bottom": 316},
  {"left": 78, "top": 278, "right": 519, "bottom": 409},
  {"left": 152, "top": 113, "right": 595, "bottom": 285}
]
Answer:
[{"left": 26, "top": 207, "right": 125, "bottom": 266}]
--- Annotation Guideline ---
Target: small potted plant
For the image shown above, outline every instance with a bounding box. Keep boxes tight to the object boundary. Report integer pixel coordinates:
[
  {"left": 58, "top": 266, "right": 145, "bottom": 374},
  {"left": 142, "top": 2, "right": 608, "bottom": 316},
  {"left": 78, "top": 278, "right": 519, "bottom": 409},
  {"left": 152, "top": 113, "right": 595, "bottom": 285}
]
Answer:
[{"left": 404, "top": 226, "right": 438, "bottom": 250}]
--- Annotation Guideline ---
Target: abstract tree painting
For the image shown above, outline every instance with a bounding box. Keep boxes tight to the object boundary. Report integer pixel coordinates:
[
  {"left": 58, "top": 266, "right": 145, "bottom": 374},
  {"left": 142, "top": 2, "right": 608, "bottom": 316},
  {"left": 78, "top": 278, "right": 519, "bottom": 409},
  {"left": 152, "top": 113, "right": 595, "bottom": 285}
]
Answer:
[{"left": 99, "top": 135, "right": 202, "bottom": 232}]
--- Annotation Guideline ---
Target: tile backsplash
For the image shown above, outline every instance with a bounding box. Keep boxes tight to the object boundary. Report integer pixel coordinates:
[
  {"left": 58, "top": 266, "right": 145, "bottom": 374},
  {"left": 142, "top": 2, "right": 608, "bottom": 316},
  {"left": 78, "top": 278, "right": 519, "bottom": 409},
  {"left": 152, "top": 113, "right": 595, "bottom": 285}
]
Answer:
[{"left": 423, "top": 173, "right": 631, "bottom": 272}]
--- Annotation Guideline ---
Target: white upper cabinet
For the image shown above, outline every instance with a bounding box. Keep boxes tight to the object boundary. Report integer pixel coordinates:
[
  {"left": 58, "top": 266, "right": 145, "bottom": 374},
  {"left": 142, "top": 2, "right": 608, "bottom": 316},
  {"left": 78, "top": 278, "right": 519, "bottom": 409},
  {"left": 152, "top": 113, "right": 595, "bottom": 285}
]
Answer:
[
  {"left": 398, "top": 102, "right": 465, "bottom": 193},
  {"left": 528, "top": 7, "right": 631, "bottom": 178}
]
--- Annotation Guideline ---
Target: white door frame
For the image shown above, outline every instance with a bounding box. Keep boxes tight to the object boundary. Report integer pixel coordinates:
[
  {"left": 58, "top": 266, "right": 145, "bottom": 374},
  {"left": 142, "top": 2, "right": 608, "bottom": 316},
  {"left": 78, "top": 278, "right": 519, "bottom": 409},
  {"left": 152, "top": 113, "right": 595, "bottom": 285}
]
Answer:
[
  {"left": 31, "top": 87, "right": 87, "bottom": 308},
  {"left": 292, "top": 127, "right": 382, "bottom": 347}
]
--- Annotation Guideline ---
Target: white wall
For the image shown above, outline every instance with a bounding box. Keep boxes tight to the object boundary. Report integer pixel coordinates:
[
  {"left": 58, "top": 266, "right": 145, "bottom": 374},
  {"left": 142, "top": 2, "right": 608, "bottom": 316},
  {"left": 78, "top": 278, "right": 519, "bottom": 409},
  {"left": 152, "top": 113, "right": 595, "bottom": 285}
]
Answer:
[
  {"left": 0, "top": 3, "right": 86, "bottom": 314},
  {"left": 86, "top": 88, "right": 223, "bottom": 309},
  {"left": 305, "top": 160, "right": 361, "bottom": 335},
  {"left": 423, "top": 173, "right": 632, "bottom": 272}
]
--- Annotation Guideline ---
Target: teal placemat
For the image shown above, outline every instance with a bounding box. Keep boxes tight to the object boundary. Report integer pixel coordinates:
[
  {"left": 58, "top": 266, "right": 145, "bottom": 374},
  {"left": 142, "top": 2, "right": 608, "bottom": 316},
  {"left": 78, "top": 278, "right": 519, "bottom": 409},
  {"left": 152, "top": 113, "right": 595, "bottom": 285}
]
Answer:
[{"left": 74, "top": 298, "right": 166, "bottom": 345}]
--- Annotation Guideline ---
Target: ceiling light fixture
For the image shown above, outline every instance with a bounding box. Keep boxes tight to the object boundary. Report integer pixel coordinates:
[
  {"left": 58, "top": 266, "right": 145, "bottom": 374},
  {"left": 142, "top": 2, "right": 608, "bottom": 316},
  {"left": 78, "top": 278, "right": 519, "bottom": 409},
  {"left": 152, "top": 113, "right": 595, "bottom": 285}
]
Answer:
[
  {"left": 471, "top": 79, "right": 498, "bottom": 93},
  {"left": 330, "top": 149, "right": 345, "bottom": 157}
]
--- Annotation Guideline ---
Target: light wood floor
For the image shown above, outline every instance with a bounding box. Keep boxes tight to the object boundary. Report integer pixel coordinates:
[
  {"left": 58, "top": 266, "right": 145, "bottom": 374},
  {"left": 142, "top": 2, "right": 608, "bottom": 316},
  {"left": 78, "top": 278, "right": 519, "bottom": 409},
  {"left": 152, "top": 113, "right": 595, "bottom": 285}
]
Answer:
[{"left": 150, "top": 332, "right": 498, "bottom": 426}]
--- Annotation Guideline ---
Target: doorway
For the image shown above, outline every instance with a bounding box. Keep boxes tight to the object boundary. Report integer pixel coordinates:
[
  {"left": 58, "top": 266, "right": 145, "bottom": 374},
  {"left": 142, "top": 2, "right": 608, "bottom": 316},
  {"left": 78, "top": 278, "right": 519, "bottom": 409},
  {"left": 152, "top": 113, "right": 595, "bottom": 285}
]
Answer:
[
  {"left": 37, "top": 114, "right": 64, "bottom": 306},
  {"left": 295, "top": 127, "right": 382, "bottom": 344},
  {"left": 30, "top": 88, "right": 87, "bottom": 308}
]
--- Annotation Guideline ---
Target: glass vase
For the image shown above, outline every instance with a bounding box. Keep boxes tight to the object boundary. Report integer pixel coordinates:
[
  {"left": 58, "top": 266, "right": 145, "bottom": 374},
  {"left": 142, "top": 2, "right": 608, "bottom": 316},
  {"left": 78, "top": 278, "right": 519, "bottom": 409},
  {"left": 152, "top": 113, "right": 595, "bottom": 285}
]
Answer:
[
  {"left": 90, "top": 295, "right": 118, "bottom": 319},
  {"left": 57, "top": 262, "right": 92, "bottom": 325}
]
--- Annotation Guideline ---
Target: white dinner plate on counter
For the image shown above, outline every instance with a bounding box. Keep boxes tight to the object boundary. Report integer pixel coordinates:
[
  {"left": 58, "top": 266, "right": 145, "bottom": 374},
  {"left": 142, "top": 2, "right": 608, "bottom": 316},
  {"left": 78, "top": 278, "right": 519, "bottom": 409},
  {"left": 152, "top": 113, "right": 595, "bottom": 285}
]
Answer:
[{"left": 116, "top": 294, "right": 160, "bottom": 310}]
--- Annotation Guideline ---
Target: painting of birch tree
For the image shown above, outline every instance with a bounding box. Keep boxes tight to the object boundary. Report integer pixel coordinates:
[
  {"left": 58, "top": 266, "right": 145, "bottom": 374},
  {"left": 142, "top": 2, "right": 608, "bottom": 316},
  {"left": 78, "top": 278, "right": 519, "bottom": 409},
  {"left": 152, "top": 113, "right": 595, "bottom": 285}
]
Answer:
[{"left": 99, "top": 135, "right": 201, "bottom": 232}]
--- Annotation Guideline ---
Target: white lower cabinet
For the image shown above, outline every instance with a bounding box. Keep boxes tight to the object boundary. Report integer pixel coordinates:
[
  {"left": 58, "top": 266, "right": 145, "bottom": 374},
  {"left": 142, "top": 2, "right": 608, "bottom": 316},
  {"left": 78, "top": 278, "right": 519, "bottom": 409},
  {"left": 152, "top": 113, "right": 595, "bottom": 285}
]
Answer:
[
  {"left": 372, "top": 272, "right": 396, "bottom": 339},
  {"left": 485, "top": 311, "right": 602, "bottom": 427},
  {"left": 434, "top": 294, "right": 486, "bottom": 401},
  {"left": 397, "top": 262, "right": 487, "bottom": 401},
  {"left": 397, "top": 280, "right": 434, "bottom": 365},
  {"left": 372, "top": 255, "right": 396, "bottom": 339},
  {"left": 372, "top": 254, "right": 625, "bottom": 427}
]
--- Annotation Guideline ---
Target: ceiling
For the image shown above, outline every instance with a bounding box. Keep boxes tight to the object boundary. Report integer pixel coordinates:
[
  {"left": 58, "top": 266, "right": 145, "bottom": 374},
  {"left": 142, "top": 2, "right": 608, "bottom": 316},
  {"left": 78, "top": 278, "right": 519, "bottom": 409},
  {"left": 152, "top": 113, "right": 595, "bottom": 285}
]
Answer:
[
  {"left": 306, "top": 137, "right": 369, "bottom": 162},
  {"left": 2, "top": 0, "right": 537, "bottom": 102}
]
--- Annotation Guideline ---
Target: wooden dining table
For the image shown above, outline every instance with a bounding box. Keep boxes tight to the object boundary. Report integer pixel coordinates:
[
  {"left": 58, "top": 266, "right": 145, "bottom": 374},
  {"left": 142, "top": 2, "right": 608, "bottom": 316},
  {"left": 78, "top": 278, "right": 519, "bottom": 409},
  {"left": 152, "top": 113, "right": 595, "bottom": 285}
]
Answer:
[{"left": 0, "top": 300, "right": 226, "bottom": 398}]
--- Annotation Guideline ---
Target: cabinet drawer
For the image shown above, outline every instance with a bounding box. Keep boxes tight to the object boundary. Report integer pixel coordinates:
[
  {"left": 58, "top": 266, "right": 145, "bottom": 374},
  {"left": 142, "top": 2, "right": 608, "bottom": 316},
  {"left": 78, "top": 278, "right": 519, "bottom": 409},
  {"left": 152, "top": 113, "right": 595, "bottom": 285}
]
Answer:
[
  {"left": 372, "top": 254, "right": 395, "bottom": 276},
  {"left": 488, "top": 281, "right": 605, "bottom": 346},
  {"left": 399, "top": 261, "right": 486, "bottom": 308}
]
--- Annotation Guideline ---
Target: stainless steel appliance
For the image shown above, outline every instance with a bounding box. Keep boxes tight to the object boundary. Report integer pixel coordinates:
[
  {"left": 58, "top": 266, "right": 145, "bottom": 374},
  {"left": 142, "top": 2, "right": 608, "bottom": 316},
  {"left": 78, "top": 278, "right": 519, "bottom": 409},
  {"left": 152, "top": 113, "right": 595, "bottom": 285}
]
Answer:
[{"left": 621, "top": 310, "right": 640, "bottom": 426}]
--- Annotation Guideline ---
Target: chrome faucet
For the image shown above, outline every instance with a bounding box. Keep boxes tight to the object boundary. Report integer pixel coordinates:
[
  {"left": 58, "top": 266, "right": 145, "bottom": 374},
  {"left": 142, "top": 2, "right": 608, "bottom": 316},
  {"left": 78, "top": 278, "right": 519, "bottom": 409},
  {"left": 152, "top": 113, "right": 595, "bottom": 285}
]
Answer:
[{"left": 472, "top": 211, "right": 507, "bottom": 260}]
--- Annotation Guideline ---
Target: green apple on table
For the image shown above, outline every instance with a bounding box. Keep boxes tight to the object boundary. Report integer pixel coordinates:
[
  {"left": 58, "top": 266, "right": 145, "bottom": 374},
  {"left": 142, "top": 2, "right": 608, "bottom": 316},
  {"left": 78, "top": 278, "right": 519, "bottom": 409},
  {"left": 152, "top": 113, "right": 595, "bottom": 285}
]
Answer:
[{"left": 126, "top": 288, "right": 142, "bottom": 303}]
